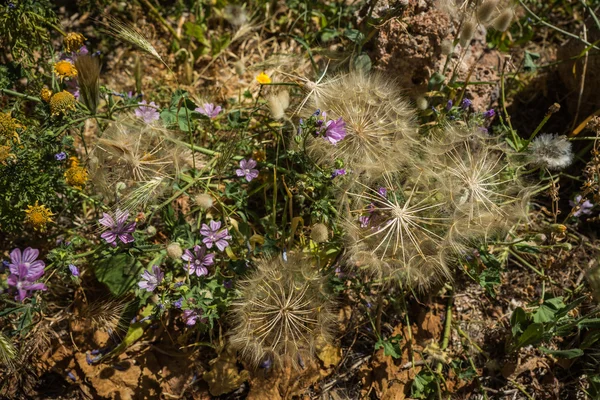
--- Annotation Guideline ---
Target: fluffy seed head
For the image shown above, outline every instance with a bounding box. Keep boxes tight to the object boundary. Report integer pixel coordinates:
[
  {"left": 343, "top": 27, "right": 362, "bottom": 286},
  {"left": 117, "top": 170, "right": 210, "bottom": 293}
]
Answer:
[
  {"left": 476, "top": 1, "right": 498, "bottom": 24},
  {"left": 64, "top": 32, "right": 86, "bottom": 53},
  {"left": 194, "top": 193, "right": 214, "bottom": 210},
  {"left": 310, "top": 223, "right": 329, "bottom": 243},
  {"left": 229, "top": 253, "right": 336, "bottom": 369},
  {"left": 50, "top": 91, "right": 76, "bottom": 116},
  {"left": 167, "top": 242, "right": 183, "bottom": 259},
  {"left": 267, "top": 90, "right": 290, "bottom": 120},
  {"left": 74, "top": 54, "right": 101, "bottom": 114},
  {"left": 492, "top": 9, "right": 513, "bottom": 32},
  {"left": 529, "top": 134, "right": 573, "bottom": 170},
  {"left": 459, "top": 19, "right": 477, "bottom": 47},
  {"left": 440, "top": 39, "right": 454, "bottom": 56},
  {"left": 303, "top": 71, "right": 418, "bottom": 180}
]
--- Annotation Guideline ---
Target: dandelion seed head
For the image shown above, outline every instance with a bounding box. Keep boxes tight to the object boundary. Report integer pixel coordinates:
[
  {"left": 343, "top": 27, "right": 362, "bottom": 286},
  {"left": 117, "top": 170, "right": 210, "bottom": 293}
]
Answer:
[{"left": 529, "top": 134, "right": 573, "bottom": 170}]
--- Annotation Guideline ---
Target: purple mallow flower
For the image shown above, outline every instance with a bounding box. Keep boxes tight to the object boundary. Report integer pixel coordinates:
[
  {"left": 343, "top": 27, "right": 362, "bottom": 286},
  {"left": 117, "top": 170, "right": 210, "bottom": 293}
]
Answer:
[
  {"left": 98, "top": 209, "right": 136, "bottom": 246},
  {"left": 181, "top": 245, "right": 215, "bottom": 276},
  {"left": 236, "top": 158, "right": 259, "bottom": 182},
  {"left": 200, "top": 220, "right": 232, "bottom": 251},
  {"left": 55, "top": 152, "right": 67, "bottom": 161},
  {"left": 323, "top": 116, "right": 347, "bottom": 145},
  {"left": 377, "top": 187, "right": 387, "bottom": 198},
  {"left": 331, "top": 168, "right": 346, "bottom": 178},
  {"left": 484, "top": 109, "right": 495, "bottom": 119},
  {"left": 570, "top": 195, "right": 594, "bottom": 217},
  {"left": 138, "top": 265, "right": 164, "bottom": 292},
  {"left": 359, "top": 215, "right": 370, "bottom": 228},
  {"left": 195, "top": 103, "right": 222, "bottom": 119},
  {"left": 183, "top": 309, "right": 204, "bottom": 326},
  {"left": 7, "top": 247, "right": 47, "bottom": 302},
  {"left": 135, "top": 101, "right": 160, "bottom": 123},
  {"left": 69, "top": 264, "right": 79, "bottom": 277},
  {"left": 461, "top": 98, "right": 472, "bottom": 110},
  {"left": 174, "top": 297, "right": 184, "bottom": 309}
]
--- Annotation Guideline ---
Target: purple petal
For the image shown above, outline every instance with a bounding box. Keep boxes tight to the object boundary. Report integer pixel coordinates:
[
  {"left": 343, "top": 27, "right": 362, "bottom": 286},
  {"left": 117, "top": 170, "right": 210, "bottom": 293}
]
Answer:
[
  {"left": 181, "top": 249, "right": 194, "bottom": 262},
  {"left": 204, "top": 253, "right": 216, "bottom": 265},
  {"left": 21, "top": 248, "right": 39, "bottom": 263},
  {"left": 199, "top": 224, "right": 211, "bottom": 236},
  {"left": 99, "top": 213, "right": 115, "bottom": 228},
  {"left": 195, "top": 266, "right": 208, "bottom": 277},
  {"left": 215, "top": 240, "right": 228, "bottom": 252},
  {"left": 115, "top": 209, "right": 129, "bottom": 226},
  {"left": 9, "top": 248, "right": 22, "bottom": 265},
  {"left": 235, "top": 169, "right": 246, "bottom": 177},
  {"left": 202, "top": 237, "right": 214, "bottom": 249},
  {"left": 209, "top": 220, "right": 221, "bottom": 231},
  {"left": 101, "top": 231, "right": 117, "bottom": 244},
  {"left": 7, "top": 274, "right": 18, "bottom": 287},
  {"left": 25, "top": 282, "right": 47, "bottom": 292},
  {"left": 121, "top": 222, "right": 137, "bottom": 234},
  {"left": 28, "top": 260, "right": 45, "bottom": 277},
  {"left": 246, "top": 159, "right": 257, "bottom": 168},
  {"left": 118, "top": 233, "right": 135, "bottom": 244}
]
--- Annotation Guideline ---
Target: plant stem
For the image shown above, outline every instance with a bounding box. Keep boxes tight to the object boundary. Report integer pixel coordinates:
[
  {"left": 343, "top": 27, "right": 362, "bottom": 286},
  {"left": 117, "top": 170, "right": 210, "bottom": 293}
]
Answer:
[
  {"left": 436, "top": 291, "right": 453, "bottom": 374},
  {"left": 0, "top": 88, "right": 42, "bottom": 103}
]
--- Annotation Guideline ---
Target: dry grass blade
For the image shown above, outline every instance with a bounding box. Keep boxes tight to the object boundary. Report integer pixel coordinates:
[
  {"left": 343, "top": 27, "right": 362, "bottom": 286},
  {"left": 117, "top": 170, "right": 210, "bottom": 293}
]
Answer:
[{"left": 75, "top": 54, "right": 101, "bottom": 114}]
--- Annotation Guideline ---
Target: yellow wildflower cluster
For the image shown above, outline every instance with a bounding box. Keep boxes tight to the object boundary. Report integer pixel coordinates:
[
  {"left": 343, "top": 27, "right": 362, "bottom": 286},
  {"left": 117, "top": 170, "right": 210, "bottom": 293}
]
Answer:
[
  {"left": 65, "top": 157, "right": 88, "bottom": 189},
  {"left": 64, "top": 32, "right": 86, "bottom": 53},
  {"left": 24, "top": 201, "right": 54, "bottom": 231},
  {"left": 0, "top": 112, "right": 22, "bottom": 143},
  {"left": 50, "top": 91, "right": 76, "bottom": 116},
  {"left": 54, "top": 60, "right": 78, "bottom": 81},
  {"left": 40, "top": 87, "right": 53, "bottom": 102}
]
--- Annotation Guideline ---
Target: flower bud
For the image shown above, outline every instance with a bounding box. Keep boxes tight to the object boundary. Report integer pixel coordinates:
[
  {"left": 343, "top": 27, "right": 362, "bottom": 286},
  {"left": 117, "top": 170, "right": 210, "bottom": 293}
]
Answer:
[{"left": 167, "top": 242, "right": 183, "bottom": 260}]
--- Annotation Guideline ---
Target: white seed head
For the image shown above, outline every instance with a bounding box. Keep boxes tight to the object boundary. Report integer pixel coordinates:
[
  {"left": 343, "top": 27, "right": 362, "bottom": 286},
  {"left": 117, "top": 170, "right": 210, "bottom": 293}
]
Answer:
[
  {"left": 477, "top": 1, "right": 498, "bottom": 24},
  {"left": 529, "top": 134, "right": 573, "bottom": 170},
  {"left": 268, "top": 90, "right": 290, "bottom": 120},
  {"left": 194, "top": 193, "right": 214, "bottom": 210},
  {"left": 441, "top": 39, "right": 454, "bottom": 56},
  {"left": 167, "top": 242, "right": 183, "bottom": 259}
]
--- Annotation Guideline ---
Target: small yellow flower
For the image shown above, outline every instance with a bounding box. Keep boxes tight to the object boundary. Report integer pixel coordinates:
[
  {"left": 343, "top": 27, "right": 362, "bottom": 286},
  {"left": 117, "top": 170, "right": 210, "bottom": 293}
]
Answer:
[
  {"left": 256, "top": 72, "right": 271, "bottom": 85},
  {"left": 0, "top": 145, "right": 15, "bottom": 165},
  {"left": 64, "top": 32, "right": 86, "bottom": 53},
  {"left": 40, "top": 87, "right": 53, "bottom": 103},
  {"left": 50, "top": 91, "right": 76, "bottom": 116},
  {"left": 65, "top": 157, "right": 88, "bottom": 189},
  {"left": 0, "top": 112, "right": 21, "bottom": 143},
  {"left": 54, "top": 60, "right": 78, "bottom": 81},
  {"left": 24, "top": 201, "right": 54, "bottom": 231}
]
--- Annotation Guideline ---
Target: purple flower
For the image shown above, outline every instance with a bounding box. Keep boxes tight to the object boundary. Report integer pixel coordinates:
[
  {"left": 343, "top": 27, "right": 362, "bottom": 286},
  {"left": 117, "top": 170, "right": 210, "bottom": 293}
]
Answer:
[
  {"left": 377, "top": 187, "right": 387, "bottom": 198},
  {"left": 484, "top": 109, "right": 495, "bottom": 119},
  {"left": 7, "top": 248, "right": 47, "bottom": 302},
  {"left": 446, "top": 100, "right": 453, "bottom": 111},
  {"left": 200, "top": 220, "right": 232, "bottom": 251},
  {"left": 181, "top": 245, "right": 215, "bottom": 276},
  {"left": 461, "top": 98, "right": 472, "bottom": 110},
  {"left": 195, "top": 103, "right": 222, "bottom": 119},
  {"left": 323, "top": 117, "right": 347, "bottom": 145},
  {"left": 570, "top": 195, "right": 594, "bottom": 217},
  {"left": 138, "top": 265, "right": 164, "bottom": 292},
  {"left": 55, "top": 152, "right": 67, "bottom": 161},
  {"left": 223, "top": 280, "right": 233, "bottom": 289},
  {"left": 236, "top": 158, "right": 259, "bottom": 182},
  {"left": 359, "top": 215, "right": 370, "bottom": 228},
  {"left": 98, "top": 209, "right": 136, "bottom": 246},
  {"left": 174, "top": 297, "right": 184, "bottom": 309},
  {"left": 331, "top": 168, "right": 346, "bottom": 178},
  {"left": 135, "top": 101, "right": 160, "bottom": 123},
  {"left": 183, "top": 309, "right": 204, "bottom": 326},
  {"left": 66, "top": 79, "right": 80, "bottom": 100},
  {"left": 69, "top": 264, "right": 79, "bottom": 277}
]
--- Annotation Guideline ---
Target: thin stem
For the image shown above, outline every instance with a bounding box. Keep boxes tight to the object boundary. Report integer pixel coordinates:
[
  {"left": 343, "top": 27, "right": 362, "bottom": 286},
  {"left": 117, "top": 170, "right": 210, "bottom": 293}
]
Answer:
[
  {"left": 0, "top": 88, "right": 42, "bottom": 103},
  {"left": 436, "top": 292, "right": 453, "bottom": 374}
]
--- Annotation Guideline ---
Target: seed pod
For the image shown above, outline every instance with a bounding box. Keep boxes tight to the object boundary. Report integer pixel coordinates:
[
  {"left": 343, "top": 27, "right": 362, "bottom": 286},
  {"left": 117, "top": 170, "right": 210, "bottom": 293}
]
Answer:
[
  {"left": 459, "top": 19, "right": 477, "bottom": 47},
  {"left": 492, "top": 9, "right": 513, "bottom": 32},
  {"left": 167, "top": 242, "right": 183, "bottom": 260},
  {"left": 441, "top": 39, "right": 454, "bottom": 56},
  {"left": 416, "top": 96, "right": 429, "bottom": 111},
  {"left": 477, "top": 0, "right": 498, "bottom": 24}
]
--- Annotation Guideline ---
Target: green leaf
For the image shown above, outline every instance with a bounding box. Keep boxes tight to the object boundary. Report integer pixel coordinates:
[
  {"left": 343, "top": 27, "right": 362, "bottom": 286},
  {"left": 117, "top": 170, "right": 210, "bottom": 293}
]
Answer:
[
  {"left": 523, "top": 51, "right": 540, "bottom": 72},
  {"left": 95, "top": 253, "right": 142, "bottom": 296},
  {"left": 533, "top": 296, "right": 566, "bottom": 323},
  {"left": 99, "top": 305, "right": 154, "bottom": 362},
  {"left": 374, "top": 334, "right": 402, "bottom": 359},
  {"left": 578, "top": 318, "right": 600, "bottom": 330},
  {"left": 428, "top": 72, "right": 446, "bottom": 90},
  {"left": 540, "top": 347, "right": 583, "bottom": 359},
  {"left": 510, "top": 307, "right": 528, "bottom": 336},
  {"left": 353, "top": 54, "right": 371, "bottom": 73},
  {"left": 516, "top": 323, "right": 544, "bottom": 348},
  {"left": 411, "top": 371, "right": 437, "bottom": 399},
  {"left": 344, "top": 29, "right": 364, "bottom": 44}
]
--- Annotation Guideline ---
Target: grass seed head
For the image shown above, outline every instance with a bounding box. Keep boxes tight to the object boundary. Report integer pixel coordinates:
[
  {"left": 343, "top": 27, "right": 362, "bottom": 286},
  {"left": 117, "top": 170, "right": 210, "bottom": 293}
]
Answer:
[{"left": 74, "top": 54, "right": 101, "bottom": 114}]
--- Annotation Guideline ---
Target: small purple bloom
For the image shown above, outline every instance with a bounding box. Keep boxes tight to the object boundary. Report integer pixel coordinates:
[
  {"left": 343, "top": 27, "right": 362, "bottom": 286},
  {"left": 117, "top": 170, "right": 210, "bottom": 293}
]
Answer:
[
  {"left": 359, "top": 215, "right": 370, "bottom": 228},
  {"left": 183, "top": 309, "right": 204, "bottom": 326},
  {"left": 223, "top": 280, "right": 233, "bottom": 289},
  {"left": 331, "top": 168, "right": 346, "bottom": 178},
  {"left": 138, "top": 265, "right": 164, "bottom": 292},
  {"left": 78, "top": 45, "right": 89, "bottom": 55},
  {"left": 200, "top": 220, "right": 232, "bottom": 251},
  {"left": 195, "top": 103, "right": 222, "bottom": 119},
  {"left": 174, "top": 297, "right": 184, "bottom": 309},
  {"left": 484, "top": 109, "right": 496, "bottom": 119},
  {"left": 69, "top": 264, "right": 79, "bottom": 277},
  {"left": 377, "top": 187, "right": 387, "bottom": 198},
  {"left": 312, "top": 109, "right": 321, "bottom": 116},
  {"left": 7, "top": 248, "right": 47, "bottom": 302},
  {"left": 323, "top": 117, "right": 347, "bottom": 145},
  {"left": 461, "top": 98, "right": 472, "bottom": 110},
  {"left": 335, "top": 266, "right": 345, "bottom": 278},
  {"left": 181, "top": 245, "right": 215, "bottom": 276},
  {"left": 235, "top": 158, "right": 259, "bottom": 182},
  {"left": 98, "top": 209, "right": 136, "bottom": 246},
  {"left": 570, "top": 195, "right": 594, "bottom": 217},
  {"left": 134, "top": 101, "right": 160, "bottom": 123},
  {"left": 55, "top": 152, "right": 67, "bottom": 161},
  {"left": 446, "top": 100, "right": 453, "bottom": 110}
]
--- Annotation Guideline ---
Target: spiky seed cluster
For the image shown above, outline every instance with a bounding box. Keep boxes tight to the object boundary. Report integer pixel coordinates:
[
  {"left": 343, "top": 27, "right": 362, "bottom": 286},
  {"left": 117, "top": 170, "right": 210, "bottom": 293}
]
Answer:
[
  {"left": 229, "top": 254, "right": 336, "bottom": 369},
  {"left": 75, "top": 54, "right": 101, "bottom": 114},
  {"left": 24, "top": 201, "right": 54, "bottom": 231},
  {"left": 65, "top": 157, "right": 88, "bottom": 189},
  {"left": 50, "top": 91, "right": 76, "bottom": 116},
  {"left": 344, "top": 126, "right": 528, "bottom": 290},
  {"left": 303, "top": 71, "right": 418, "bottom": 180},
  {"left": 166, "top": 242, "right": 183, "bottom": 259},
  {"left": 529, "top": 134, "right": 573, "bottom": 170},
  {"left": 64, "top": 32, "right": 86, "bottom": 53}
]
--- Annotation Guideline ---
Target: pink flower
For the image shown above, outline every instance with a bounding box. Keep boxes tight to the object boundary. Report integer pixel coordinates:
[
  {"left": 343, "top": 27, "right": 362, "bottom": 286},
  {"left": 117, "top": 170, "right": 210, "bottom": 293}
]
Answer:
[
  {"left": 135, "top": 101, "right": 160, "bottom": 123},
  {"left": 99, "top": 209, "right": 136, "bottom": 246},
  {"left": 195, "top": 103, "right": 222, "bottom": 119},
  {"left": 181, "top": 245, "right": 215, "bottom": 276},
  {"left": 200, "top": 220, "right": 231, "bottom": 251},
  {"left": 138, "top": 265, "right": 164, "bottom": 292},
  {"left": 7, "top": 248, "right": 47, "bottom": 302},
  {"left": 235, "top": 158, "right": 259, "bottom": 182}
]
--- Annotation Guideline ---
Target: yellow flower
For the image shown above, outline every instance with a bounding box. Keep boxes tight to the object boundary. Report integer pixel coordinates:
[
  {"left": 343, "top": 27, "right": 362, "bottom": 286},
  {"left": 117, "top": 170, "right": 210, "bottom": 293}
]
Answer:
[
  {"left": 0, "top": 112, "right": 21, "bottom": 143},
  {"left": 65, "top": 158, "right": 88, "bottom": 189},
  {"left": 40, "top": 87, "right": 53, "bottom": 103},
  {"left": 256, "top": 72, "right": 271, "bottom": 85},
  {"left": 50, "top": 91, "right": 76, "bottom": 116},
  {"left": 0, "top": 145, "right": 15, "bottom": 165},
  {"left": 54, "top": 60, "right": 78, "bottom": 81},
  {"left": 64, "top": 32, "right": 86, "bottom": 53},
  {"left": 24, "top": 201, "right": 54, "bottom": 231}
]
